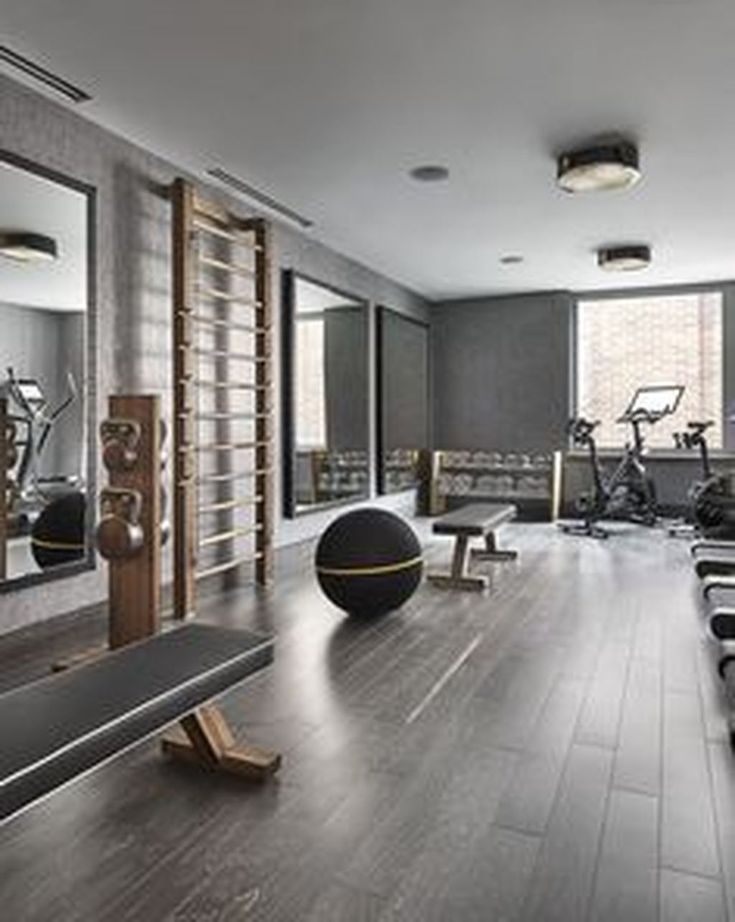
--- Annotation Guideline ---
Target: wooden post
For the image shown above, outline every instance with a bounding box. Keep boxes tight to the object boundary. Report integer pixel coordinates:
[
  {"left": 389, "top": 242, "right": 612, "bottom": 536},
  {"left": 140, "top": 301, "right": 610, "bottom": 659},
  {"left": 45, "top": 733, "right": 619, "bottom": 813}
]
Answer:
[
  {"left": 551, "top": 450, "right": 563, "bottom": 522},
  {"left": 172, "top": 178, "right": 198, "bottom": 620},
  {"left": 106, "top": 395, "right": 161, "bottom": 648},
  {"left": 0, "top": 400, "right": 8, "bottom": 582},
  {"left": 247, "top": 218, "right": 274, "bottom": 587}
]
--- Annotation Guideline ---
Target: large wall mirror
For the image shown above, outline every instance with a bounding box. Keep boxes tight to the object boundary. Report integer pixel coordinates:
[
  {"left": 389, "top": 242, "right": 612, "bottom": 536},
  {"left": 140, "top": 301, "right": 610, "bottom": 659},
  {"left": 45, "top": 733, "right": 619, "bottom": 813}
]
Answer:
[
  {"left": 0, "top": 151, "right": 96, "bottom": 591},
  {"left": 376, "top": 307, "right": 430, "bottom": 494},
  {"left": 282, "top": 271, "right": 369, "bottom": 516}
]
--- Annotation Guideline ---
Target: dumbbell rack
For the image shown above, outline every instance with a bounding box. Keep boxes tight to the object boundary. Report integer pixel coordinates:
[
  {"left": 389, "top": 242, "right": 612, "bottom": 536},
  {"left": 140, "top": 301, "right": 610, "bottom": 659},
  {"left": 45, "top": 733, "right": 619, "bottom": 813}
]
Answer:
[{"left": 171, "top": 178, "right": 273, "bottom": 621}]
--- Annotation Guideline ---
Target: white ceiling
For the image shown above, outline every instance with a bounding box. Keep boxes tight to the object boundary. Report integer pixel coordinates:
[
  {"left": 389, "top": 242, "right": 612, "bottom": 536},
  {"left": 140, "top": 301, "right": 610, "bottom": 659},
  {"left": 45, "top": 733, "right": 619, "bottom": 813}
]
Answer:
[
  {"left": 0, "top": 160, "right": 87, "bottom": 312},
  {"left": 3, "top": 0, "right": 735, "bottom": 300}
]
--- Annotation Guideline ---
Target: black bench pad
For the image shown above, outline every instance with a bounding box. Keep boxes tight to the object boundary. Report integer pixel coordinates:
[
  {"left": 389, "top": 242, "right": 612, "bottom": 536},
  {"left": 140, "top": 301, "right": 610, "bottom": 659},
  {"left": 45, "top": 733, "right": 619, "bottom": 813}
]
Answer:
[
  {"left": 0, "top": 623, "right": 273, "bottom": 824},
  {"left": 432, "top": 502, "right": 517, "bottom": 536}
]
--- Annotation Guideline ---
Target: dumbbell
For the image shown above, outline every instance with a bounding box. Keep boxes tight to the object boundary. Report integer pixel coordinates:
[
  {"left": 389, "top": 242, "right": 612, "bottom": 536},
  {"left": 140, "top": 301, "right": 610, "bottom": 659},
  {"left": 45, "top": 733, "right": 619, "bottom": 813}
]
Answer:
[
  {"left": 96, "top": 487, "right": 144, "bottom": 559},
  {"left": 100, "top": 418, "right": 142, "bottom": 472}
]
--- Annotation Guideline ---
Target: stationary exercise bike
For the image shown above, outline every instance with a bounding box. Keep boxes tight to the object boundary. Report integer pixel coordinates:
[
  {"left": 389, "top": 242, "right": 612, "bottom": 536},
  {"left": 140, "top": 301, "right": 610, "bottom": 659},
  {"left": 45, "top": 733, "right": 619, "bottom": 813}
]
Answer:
[
  {"left": 562, "top": 385, "right": 684, "bottom": 539},
  {"left": 673, "top": 420, "right": 735, "bottom": 539}
]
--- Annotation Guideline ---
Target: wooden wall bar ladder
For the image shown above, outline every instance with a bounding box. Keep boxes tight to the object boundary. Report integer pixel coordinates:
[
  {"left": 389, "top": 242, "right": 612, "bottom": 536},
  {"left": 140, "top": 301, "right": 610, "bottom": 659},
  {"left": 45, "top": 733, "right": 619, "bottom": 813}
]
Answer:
[{"left": 171, "top": 178, "right": 273, "bottom": 621}]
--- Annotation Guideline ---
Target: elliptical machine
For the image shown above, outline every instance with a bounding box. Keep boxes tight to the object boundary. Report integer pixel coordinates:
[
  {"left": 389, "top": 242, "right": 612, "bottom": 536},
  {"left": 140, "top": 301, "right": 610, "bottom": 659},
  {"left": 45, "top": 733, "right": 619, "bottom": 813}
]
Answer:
[
  {"left": 561, "top": 385, "right": 684, "bottom": 539},
  {"left": 0, "top": 367, "right": 79, "bottom": 525},
  {"left": 673, "top": 420, "right": 735, "bottom": 539}
]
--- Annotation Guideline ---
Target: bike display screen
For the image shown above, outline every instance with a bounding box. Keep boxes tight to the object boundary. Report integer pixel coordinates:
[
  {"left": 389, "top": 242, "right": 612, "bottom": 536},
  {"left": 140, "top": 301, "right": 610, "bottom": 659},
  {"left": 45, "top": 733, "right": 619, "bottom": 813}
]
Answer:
[{"left": 623, "top": 385, "right": 684, "bottom": 420}]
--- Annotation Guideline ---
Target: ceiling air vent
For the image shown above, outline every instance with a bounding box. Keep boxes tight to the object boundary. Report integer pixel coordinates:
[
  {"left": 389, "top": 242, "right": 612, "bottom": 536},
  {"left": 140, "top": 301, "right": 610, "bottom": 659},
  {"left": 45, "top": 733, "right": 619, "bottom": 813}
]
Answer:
[
  {"left": 206, "top": 167, "right": 314, "bottom": 229},
  {"left": 0, "top": 45, "right": 91, "bottom": 103}
]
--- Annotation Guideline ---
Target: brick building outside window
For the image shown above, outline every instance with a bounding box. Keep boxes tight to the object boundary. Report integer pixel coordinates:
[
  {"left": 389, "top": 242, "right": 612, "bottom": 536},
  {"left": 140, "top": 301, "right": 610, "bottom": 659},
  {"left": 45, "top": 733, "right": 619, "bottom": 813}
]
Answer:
[{"left": 576, "top": 291, "right": 723, "bottom": 449}]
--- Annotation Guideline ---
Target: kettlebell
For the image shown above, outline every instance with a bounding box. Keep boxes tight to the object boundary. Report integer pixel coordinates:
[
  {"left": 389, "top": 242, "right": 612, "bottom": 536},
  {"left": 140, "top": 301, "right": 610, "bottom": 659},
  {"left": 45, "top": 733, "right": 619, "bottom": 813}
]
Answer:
[
  {"left": 100, "top": 418, "right": 142, "bottom": 473},
  {"left": 96, "top": 487, "right": 144, "bottom": 559}
]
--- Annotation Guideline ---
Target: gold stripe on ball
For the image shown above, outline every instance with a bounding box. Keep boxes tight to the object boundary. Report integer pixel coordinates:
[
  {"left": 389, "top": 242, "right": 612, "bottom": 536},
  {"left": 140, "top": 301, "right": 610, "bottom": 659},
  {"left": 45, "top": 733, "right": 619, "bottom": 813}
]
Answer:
[{"left": 316, "top": 555, "right": 423, "bottom": 577}]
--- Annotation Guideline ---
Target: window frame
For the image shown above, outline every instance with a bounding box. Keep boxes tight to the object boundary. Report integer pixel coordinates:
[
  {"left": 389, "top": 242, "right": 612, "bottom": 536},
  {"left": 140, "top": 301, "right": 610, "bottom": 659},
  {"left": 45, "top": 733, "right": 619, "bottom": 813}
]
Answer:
[{"left": 571, "top": 282, "right": 727, "bottom": 453}]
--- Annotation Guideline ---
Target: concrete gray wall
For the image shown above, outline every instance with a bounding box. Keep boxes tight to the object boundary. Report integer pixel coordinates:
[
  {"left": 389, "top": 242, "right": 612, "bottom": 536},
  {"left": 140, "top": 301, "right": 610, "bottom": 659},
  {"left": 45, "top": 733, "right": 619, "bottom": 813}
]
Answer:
[
  {"left": 381, "top": 312, "right": 429, "bottom": 451},
  {"left": 431, "top": 291, "right": 573, "bottom": 450},
  {"left": 0, "top": 73, "right": 429, "bottom": 634}
]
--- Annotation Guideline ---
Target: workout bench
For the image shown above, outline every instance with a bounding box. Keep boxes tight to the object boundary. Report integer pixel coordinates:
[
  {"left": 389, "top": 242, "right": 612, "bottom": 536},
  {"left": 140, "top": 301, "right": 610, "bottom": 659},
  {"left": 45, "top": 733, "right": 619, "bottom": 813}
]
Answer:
[
  {"left": 0, "top": 623, "right": 279, "bottom": 826},
  {"left": 428, "top": 502, "right": 518, "bottom": 591}
]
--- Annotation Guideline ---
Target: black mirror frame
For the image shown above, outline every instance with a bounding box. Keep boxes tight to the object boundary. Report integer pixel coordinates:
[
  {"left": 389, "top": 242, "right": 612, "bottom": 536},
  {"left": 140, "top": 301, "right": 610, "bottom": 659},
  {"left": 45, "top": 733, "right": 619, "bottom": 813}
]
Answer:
[
  {"left": 281, "top": 268, "right": 370, "bottom": 518},
  {"left": 0, "top": 149, "right": 97, "bottom": 594}
]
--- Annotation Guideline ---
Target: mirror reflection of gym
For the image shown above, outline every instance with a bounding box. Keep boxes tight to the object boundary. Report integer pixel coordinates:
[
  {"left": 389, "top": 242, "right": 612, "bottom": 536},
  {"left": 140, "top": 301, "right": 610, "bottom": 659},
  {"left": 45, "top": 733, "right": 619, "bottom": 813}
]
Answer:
[
  {"left": 284, "top": 272, "right": 369, "bottom": 516},
  {"left": 0, "top": 155, "right": 90, "bottom": 586}
]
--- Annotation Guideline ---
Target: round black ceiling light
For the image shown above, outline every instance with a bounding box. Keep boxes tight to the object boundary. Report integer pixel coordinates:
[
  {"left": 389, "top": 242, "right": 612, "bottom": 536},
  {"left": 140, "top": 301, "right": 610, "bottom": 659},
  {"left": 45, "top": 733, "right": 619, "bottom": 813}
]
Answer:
[
  {"left": 409, "top": 164, "right": 450, "bottom": 182},
  {"left": 0, "top": 232, "right": 58, "bottom": 263},
  {"left": 557, "top": 141, "right": 641, "bottom": 193},
  {"left": 597, "top": 244, "right": 651, "bottom": 272}
]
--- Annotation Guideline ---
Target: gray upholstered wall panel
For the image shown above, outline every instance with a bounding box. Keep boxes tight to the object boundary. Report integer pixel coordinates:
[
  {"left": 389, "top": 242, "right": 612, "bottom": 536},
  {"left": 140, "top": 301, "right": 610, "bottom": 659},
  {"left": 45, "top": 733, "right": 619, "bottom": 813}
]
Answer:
[
  {"left": 0, "top": 73, "right": 429, "bottom": 633},
  {"left": 431, "top": 291, "right": 573, "bottom": 451}
]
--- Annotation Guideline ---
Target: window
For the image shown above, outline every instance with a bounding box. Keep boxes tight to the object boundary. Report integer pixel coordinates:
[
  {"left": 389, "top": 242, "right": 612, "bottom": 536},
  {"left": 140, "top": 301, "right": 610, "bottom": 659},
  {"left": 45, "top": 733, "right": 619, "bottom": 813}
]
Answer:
[
  {"left": 576, "top": 291, "right": 723, "bottom": 448},
  {"left": 295, "top": 316, "right": 326, "bottom": 448}
]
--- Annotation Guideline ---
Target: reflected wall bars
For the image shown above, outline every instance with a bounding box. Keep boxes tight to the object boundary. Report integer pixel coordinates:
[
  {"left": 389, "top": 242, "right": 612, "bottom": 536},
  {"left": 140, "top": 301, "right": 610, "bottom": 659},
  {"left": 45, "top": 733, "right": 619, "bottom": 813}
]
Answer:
[{"left": 171, "top": 178, "right": 273, "bottom": 620}]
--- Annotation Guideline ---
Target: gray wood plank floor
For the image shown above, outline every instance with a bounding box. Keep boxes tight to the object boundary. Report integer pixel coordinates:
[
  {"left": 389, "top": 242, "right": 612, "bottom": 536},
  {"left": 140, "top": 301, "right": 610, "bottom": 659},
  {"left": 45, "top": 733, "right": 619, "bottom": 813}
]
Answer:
[{"left": 0, "top": 522, "right": 733, "bottom": 921}]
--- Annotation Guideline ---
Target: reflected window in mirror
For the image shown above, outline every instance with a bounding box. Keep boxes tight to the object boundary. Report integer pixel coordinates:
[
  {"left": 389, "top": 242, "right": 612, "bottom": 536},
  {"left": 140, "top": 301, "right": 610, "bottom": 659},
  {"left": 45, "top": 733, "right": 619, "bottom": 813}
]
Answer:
[
  {"left": 376, "top": 307, "right": 430, "bottom": 494},
  {"left": 0, "top": 151, "right": 95, "bottom": 590},
  {"left": 283, "top": 271, "right": 369, "bottom": 516}
]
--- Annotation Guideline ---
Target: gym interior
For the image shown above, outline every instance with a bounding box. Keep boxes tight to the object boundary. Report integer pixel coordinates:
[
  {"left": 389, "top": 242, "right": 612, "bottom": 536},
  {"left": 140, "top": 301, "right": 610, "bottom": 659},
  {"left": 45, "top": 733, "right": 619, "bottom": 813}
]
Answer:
[{"left": 1, "top": 5, "right": 734, "bottom": 921}]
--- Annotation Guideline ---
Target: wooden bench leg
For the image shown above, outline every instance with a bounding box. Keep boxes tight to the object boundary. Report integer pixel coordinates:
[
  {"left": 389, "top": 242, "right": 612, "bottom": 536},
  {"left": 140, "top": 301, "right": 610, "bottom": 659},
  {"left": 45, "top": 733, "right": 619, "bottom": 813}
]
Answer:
[
  {"left": 470, "top": 530, "right": 518, "bottom": 563},
  {"left": 428, "top": 534, "right": 488, "bottom": 591},
  {"left": 161, "top": 705, "right": 281, "bottom": 780}
]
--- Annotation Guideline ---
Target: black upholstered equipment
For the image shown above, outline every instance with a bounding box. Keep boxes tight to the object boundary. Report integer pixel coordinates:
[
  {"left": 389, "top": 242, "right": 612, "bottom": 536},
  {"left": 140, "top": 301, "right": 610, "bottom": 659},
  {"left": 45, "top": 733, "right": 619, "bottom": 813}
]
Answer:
[
  {"left": 315, "top": 508, "right": 423, "bottom": 617},
  {"left": 0, "top": 623, "right": 273, "bottom": 825}
]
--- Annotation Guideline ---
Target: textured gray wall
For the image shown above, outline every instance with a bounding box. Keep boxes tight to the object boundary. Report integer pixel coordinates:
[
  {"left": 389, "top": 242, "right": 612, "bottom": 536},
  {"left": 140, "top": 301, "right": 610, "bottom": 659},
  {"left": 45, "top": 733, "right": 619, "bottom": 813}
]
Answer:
[
  {"left": 0, "top": 73, "right": 429, "bottom": 634},
  {"left": 381, "top": 312, "right": 429, "bottom": 450},
  {"left": 432, "top": 292, "right": 573, "bottom": 450}
]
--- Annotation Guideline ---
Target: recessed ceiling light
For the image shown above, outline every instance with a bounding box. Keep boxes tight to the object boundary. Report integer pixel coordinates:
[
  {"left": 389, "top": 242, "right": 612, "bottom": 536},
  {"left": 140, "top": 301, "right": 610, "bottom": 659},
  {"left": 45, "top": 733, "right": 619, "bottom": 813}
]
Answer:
[
  {"left": 597, "top": 245, "right": 651, "bottom": 272},
  {"left": 557, "top": 141, "right": 641, "bottom": 193},
  {"left": 500, "top": 254, "right": 524, "bottom": 265},
  {"left": 0, "top": 232, "right": 58, "bottom": 263},
  {"left": 409, "top": 165, "right": 450, "bottom": 182}
]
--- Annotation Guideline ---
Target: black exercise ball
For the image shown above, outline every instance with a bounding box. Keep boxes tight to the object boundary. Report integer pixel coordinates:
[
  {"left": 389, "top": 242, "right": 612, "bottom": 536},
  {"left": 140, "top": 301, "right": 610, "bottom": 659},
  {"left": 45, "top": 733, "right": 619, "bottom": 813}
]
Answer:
[
  {"left": 31, "top": 491, "right": 86, "bottom": 569},
  {"left": 315, "top": 508, "right": 423, "bottom": 617}
]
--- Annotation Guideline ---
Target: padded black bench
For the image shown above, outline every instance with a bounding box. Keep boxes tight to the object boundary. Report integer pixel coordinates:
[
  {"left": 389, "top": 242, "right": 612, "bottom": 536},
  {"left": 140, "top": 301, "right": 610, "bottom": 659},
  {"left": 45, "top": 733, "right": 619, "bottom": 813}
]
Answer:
[
  {"left": 428, "top": 502, "right": 518, "bottom": 591},
  {"left": 0, "top": 623, "right": 276, "bottom": 826}
]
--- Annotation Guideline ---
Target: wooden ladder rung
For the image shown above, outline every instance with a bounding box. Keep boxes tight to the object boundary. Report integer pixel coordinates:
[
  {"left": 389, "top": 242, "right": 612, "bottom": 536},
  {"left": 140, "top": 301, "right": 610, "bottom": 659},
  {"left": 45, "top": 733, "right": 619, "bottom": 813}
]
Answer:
[
  {"left": 197, "top": 255, "right": 256, "bottom": 278},
  {"left": 195, "top": 552, "right": 263, "bottom": 580},
  {"left": 196, "top": 286, "right": 262, "bottom": 307},
  {"left": 198, "top": 496, "right": 262, "bottom": 514},
  {"left": 199, "top": 525, "right": 261, "bottom": 548},
  {"left": 197, "top": 469, "right": 270, "bottom": 484},
  {"left": 191, "top": 217, "right": 262, "bottom": 251}
]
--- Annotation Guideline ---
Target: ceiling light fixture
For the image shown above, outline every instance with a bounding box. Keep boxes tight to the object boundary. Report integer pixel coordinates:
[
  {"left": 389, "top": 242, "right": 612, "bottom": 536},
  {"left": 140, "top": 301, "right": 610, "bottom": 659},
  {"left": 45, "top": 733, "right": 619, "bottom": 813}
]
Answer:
[
  {"left": 557, "top": 140, "right": 641, "bottom": 193},
  {"left": 0, "top": 232, "right": 58, "bottom": 263},
  {"left": 597, "top": 245, "right": 651, "bottom": 272},
  {"left": 409, "top": 165, "right": 450, "bottom": 182}
]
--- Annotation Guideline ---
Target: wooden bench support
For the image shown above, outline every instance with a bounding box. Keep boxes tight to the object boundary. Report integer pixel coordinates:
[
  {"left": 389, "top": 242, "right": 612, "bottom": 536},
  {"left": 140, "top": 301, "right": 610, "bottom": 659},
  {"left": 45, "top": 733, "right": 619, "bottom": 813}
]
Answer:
[{"left": 161, "top": 705, "right": 280, "bottom": 780}]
